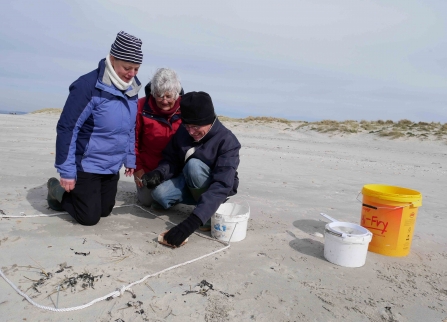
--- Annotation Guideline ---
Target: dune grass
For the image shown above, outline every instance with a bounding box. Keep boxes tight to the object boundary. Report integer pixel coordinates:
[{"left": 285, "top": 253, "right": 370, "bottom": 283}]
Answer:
[
  {"left": 218, "top": 116, "right": 447, "bottom": 141},
  {"left": 31, "top": 108, "right": 62, "bottom": 114},
  {"left": 293, "top": 119, "right": 447, "bottom": 140},
  {"left": 28, "top": 110, "right": 447, "bottom": 141},
  {"left": 218, "top": 115, "right": 292, "bottom": 125}
]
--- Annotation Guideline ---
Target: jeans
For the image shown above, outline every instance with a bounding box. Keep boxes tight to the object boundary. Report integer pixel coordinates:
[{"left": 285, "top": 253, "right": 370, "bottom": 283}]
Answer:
[{"left": 151, "top": 159, "right": 211, "bottom": 209}]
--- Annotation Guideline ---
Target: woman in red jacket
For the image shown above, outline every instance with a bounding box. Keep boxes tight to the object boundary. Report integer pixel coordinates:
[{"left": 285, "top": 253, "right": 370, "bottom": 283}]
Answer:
[{"left": 133, "top": 68, "right": 183, "bottom": 206}]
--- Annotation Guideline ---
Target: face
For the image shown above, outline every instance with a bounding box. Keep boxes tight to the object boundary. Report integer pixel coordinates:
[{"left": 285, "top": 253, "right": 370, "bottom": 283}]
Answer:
[
  {"left": 110, "top": 56, "right": 140, "bottom": 82},
  {"left": 183, "top": 123, "right": 212, "bottom": 141},
  {"left": 154, "top": 92, "right": 177, "bottom": 111}
]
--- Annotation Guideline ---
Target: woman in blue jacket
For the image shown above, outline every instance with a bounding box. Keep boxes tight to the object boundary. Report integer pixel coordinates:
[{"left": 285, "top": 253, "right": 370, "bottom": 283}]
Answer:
[{"left": 47, "top": 31, "right": 143, "bottom": 226}]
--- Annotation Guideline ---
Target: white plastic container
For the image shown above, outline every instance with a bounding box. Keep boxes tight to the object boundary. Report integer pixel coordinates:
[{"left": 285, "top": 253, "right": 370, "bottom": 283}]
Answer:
[
  {"left": 324, "top": 222, "right": 372, "bottom": 268},
  {"left": 211, "top": 202, "right": 250, "bottom": 242}
]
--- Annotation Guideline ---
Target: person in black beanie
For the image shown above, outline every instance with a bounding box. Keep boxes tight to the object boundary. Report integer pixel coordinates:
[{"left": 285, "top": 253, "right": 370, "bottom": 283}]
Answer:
[{"left": 142, "top": 91, "right": 241, "bottom": 247}]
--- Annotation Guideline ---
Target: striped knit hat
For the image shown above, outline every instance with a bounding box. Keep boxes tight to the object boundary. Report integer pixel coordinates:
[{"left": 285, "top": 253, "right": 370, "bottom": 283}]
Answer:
[{"left": 110, "top": 31, "right": 143, "bottom": 64}]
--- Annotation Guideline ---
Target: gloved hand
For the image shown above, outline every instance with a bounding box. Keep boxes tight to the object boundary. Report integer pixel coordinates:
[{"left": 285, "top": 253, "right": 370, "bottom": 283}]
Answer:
[
  {"left": 141, "top": 170, "right": 162, "bottom": 189},
  {"left": 164, "top": 214, "right": 202, "bottom": 247}
]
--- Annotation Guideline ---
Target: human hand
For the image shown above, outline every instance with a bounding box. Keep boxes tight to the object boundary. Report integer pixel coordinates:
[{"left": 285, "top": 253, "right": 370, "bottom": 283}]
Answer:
[
  {"left": 141, "top": 170, "right": 162, "bottom": 189},
  {"left": 133, "top": 169, "right": 145, "bottom": 188},
  {"left": 124, "top": 168, "right": 134, "bottom": 177},
  {"left": 60, "top": 178, "right": 76, "bottom": 192},
  {"left": 164, "top": 214, "right": 202, "bottom": 247}
]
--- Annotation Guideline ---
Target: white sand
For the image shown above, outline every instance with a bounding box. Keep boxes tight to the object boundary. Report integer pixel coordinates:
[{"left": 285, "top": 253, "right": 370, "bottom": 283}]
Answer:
[{"left": 0, "top": 113, "right": 446, "bottom": 322}]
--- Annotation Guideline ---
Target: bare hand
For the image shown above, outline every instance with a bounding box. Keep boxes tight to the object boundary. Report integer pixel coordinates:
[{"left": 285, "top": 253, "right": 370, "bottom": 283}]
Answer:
[
  {"left": 133, "top": 169, "right": 144, "bottom": 188},
  {"left": 124, "top": 168, "right": 135, "bottom": 177},
  {"left": 60, "top": 178, "right": 76, "bottom": 192}
]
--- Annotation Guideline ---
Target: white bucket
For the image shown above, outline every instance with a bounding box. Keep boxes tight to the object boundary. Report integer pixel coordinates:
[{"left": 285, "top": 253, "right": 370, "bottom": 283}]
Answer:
[
  {"left": 324, "top": 222, "right": 372, "bottom": 268},
  {"left": 211, "top": 202, "right": 250, "bottom": 242}
]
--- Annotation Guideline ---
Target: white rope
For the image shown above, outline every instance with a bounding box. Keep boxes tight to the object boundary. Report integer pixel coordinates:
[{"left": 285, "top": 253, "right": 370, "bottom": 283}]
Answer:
[
  {"left": 0, "top": 212, "right": 68, "bottom": 218},
  {"left": 0, "top": 204, "right": 230, "bottom": 312}
]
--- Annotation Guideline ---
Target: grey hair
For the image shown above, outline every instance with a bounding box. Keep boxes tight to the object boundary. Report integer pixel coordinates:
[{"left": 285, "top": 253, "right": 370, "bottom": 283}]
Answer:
[{"left": 150, "top": 68, "right": 181, "bottom": 99}]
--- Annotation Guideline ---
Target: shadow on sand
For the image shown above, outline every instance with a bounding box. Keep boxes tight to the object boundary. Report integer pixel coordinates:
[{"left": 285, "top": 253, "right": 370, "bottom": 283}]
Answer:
[
  {"left": 25, "top": 180, "right": 211, "bottom": 239},
  {"left": 287, "top": 219, "right": 327, "bottom": 261}
]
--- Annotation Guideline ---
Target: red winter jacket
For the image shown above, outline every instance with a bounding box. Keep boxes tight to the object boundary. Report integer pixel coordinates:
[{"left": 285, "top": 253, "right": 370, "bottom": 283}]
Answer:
[{"left": 135, "top": 95, "right": 182, "bottom": 172}]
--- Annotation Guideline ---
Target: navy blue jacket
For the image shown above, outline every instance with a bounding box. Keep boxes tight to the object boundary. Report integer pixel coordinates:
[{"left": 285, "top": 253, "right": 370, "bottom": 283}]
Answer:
[
  {"left": 157, "top": 118, "right": 241, "bottom": 223},
  {"left": 55, "top": 59, "right": 141, "bottom": 179}
]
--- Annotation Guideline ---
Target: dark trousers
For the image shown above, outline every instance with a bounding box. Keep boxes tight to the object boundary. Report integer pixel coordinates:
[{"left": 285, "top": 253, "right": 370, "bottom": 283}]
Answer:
[{"left": 61, "top": 171, "right": 119, "bottom": 226}]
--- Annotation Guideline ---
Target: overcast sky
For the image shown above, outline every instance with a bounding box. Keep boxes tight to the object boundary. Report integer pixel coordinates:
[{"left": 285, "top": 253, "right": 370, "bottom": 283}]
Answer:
[{"left": 0, "top": 0, "right": 446, "bottom": 122}]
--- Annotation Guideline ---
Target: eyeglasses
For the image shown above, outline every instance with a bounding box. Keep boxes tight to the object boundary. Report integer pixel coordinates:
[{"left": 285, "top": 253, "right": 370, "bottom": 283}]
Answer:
[
  {"left": 183, "top": 124, "right": 202, "bottom": 131},
  {"left": 155, "top": 93, "right": 175, "bottom": 102}
]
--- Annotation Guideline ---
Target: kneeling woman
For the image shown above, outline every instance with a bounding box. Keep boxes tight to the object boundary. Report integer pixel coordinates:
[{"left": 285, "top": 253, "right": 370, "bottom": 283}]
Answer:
[{"left": 47, "top": 31, "right": 143, "bottom": 226}]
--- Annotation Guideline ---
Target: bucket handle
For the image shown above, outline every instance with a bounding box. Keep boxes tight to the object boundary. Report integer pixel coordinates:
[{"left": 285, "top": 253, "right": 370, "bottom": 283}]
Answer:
[
  {"left": 225, "top": 222, "right": 239, "bottom": 244},
  {"left": 320, "top": 213, "right": 338, "bottom": 222},
  {"left": 324, "top": 227, "right": 346, "bottom": 238},
  {"left": 356, "top": 192, "right": 415, "bottom": 210}
]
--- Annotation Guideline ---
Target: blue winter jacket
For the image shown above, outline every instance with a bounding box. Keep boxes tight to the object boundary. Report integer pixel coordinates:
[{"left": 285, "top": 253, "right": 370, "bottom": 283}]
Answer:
[
  {"left": 156, "top": 118, "right": 241, "bottom": 224},
  {"left": 55, "top": 58, "right": 141, "bottom": 179}
]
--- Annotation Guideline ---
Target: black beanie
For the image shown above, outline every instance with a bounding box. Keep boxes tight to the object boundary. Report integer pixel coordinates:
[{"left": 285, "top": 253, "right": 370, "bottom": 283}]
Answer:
[{"left": 180, "top": 91, "right": 216, "bottom": 125}]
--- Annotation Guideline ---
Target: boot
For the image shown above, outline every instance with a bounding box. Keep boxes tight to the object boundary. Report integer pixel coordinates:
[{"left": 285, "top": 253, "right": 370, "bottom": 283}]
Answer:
[
  {"left": 188, "top": 187, "right": 208, "bottom": 202},
  {"left": 47, "top": 177, "right": 65, "bottom": 211},
  {"left": 198, "top": 219, "right": 212, "bottom": 232}
]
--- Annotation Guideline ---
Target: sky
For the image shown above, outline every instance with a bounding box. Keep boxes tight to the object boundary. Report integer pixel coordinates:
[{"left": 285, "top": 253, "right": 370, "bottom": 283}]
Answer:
[{"left": 0, "top": 0, "right": 446, "bottom": 122}]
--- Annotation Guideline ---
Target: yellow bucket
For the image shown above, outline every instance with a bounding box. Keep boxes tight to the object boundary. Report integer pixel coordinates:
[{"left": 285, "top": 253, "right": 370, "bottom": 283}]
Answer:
[{"left": 360, "top": 184, "right": 422, "bottom": 257}]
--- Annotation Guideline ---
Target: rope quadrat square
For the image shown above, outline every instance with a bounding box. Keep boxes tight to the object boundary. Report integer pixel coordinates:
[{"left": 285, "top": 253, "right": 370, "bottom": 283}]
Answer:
[{"left": 0, "top": 204, "right": 230, "bottom": 312}]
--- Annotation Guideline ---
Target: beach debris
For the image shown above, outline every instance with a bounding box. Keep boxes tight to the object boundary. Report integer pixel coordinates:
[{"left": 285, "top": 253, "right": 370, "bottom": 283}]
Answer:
[
  {"left": 182, "top": 280, "right": 234, "bottom": 298},
  {"left": 145, "top": 283, "right": 155, "bottom": 293},
  {"left": 20, "top": 262, "right": 102, "bottom": 297},
  {"left": 101, "top": 242, "right": 135, "bottom": 256},
  {"left": 56, "top": 285, "right": 61, "bottom": 308},
  {"left": 0, "top": 237, "right": 8, "bottom": 246},
  {"left": 55, "top": 263, "right": 68, "bottom": 274},
  {"left": 126, "top": 288, "right": 137, "bottom": 298},
  {"left": 118, "top": 300, "right": 143, "bottom": 311},
  {"left": 29, "top": 257, "right": 50, "bottom": 278},
  {"left": 219, "top": 290, "right": 235, "bottom": 298},
  {"left": 59, "top": 272, "right": 103, "bottom": 292},
  {"left": 0, "top": 209, "right": 5, "bottom": 215},
  {"left": 70, "top": 248, "right": 90, "bottom": 256},
  {"left": 27, "top": 273, "right": 52, "bottom": 293},
  {"left": 82, "top": 238, "right": 87, "bottom": 244}
]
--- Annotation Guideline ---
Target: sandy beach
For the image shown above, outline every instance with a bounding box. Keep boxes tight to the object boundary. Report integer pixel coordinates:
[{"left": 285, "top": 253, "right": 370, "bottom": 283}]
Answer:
[{"left": 0, "top": 113, "right": 446, "bottom": 322}]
